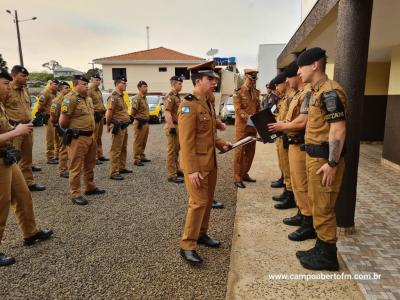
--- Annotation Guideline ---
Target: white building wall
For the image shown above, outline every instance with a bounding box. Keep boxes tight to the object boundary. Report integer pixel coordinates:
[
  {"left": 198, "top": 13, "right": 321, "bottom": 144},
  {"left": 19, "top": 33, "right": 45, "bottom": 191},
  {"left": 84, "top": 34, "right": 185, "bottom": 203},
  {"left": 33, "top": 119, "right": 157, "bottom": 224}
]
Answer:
[
  {"left": 301, "top": 0, "right": 318, "bottom": 21},
  {"left": 257, "top": 44, "right": 286, "bottom": 92}
]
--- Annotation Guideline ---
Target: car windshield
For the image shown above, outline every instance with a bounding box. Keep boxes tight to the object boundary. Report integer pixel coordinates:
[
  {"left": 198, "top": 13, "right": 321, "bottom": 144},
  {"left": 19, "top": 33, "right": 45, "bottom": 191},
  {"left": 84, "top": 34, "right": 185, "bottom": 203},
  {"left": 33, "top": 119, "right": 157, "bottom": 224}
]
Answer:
[{"left": 147, "top": 96, "right": 159, "bottom": 105}]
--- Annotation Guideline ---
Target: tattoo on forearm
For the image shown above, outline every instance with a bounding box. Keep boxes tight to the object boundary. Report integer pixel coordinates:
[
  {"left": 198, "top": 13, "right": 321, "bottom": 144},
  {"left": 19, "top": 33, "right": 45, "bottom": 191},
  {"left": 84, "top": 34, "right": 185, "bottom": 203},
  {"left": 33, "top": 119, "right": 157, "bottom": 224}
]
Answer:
[{"left": 329, "top": 139, "right": 340, "bottom": 161}]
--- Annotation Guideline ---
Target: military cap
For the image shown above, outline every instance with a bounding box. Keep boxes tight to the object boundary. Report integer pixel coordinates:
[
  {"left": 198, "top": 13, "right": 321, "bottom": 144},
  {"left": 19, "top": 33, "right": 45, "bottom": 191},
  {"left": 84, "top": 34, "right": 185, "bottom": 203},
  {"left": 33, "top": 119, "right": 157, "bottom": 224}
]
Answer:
[
  {"left": 285, "top": 61, "right": 299, "bottom": 78},
  {"left": 11, "top": 65, "right": 29, "bottom": 75},
  {"left": 114, "top": 76, "right": 127, "bottom": 83},
  {"left": 73, "top": 74, "right": 89, "bottom": 83},
  {"left": 297, "top": 47, "right": 326, "bottom": 66},
  {"left": 188, "top": 61, "right": 219, "bottom": 79},
  {"left": 273, "top": 72, "right": 287, "bottom": 85},
  {"left": 59, "top": 80, "right": 70, "bottom": 87},
  {"left": 170, "top": 75, "right": 183, "bottom": 82},
  {"left": 137, "top": 80, "right": 148, "bottom": 87},
  {"left": 50, "top": 78, "right": 60, "bottom": 84},
  {"left": 0, "top": 68, "right": 13, "bottom": 81},
  {"left": 244, "top": 68, "right": 258, "bottom": 81},
  {"left": 92, "top": 73, "right": 101, "bottom": 79}
]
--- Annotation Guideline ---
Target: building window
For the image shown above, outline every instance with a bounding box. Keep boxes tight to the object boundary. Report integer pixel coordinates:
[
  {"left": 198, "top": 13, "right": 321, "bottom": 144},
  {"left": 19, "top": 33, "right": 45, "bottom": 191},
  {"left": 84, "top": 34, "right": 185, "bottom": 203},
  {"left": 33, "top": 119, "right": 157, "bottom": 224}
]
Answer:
[
  {"left": 112, "top": 68, "right": 127, "bottom": 80},
  {"left": 175, "top": 67, "right": 190, "bottom": 80},
  {"left": 159, "top": 67, "right": 167, "bottom": 72}
]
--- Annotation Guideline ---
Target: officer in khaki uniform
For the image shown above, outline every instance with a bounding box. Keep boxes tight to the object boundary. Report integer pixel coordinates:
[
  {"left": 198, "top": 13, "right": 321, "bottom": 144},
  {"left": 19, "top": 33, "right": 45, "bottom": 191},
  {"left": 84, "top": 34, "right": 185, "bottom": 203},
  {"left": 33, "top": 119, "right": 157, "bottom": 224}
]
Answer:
[
  {"left": 163, "top": 76, "right": 184, "bottom": 183},
  {"left": 106, "top": 76, "right": 132, "bottom": 180},
  {"left": 232, "top": 69, "right": 260, "bottom": 189},
  {"left": 0, "top": 68, "right": 53, "bottom": 267},
  {"left": 178, "top": 61, "right": 232, "bottom": 265},
  {"left": 131, "top": 81, "right": 150, "bottom": 166},
  {"left": 50, "top": 81, "right": 70, "bottom": 178},
  {"left": 269, "top": 61, "right": 316, "bottom": 241},
  {"left": 272, "top": 72, "right": 297, "bottom": 209},
  {"left": 38, "top": 78, "right": 59, "bottom": 164},
  {"left": 88, "top": 74, "right": 108, "bottom": 164},
  {"left": 59, "top": 75, "right": 105, "bottom": 205},
  {"left": 295, "top": 47, "right": 347, "bottom": 271},
  {"left": 4, "top": 65, "right": 45, "bottom": 192}
]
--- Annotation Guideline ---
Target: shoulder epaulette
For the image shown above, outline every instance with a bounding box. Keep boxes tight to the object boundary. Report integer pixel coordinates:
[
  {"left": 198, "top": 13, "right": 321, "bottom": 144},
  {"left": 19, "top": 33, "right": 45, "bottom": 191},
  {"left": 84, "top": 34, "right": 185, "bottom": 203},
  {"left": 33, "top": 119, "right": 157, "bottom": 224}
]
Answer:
[{"left": 184, "top": 94, "right": 197, "bottom": 101}]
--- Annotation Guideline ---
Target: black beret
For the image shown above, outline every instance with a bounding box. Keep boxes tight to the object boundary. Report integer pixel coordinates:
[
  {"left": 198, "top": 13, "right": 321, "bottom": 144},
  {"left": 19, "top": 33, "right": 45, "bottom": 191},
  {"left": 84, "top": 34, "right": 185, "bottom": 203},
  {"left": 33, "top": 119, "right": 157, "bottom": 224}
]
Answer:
[
  {"left": 297, "top": 47, "right": 326, "bottom": 66},
  {"left": 285, "top": 61, "right": 299, "bottom": 78},
  {"left": 137, "top": 80, "right": 148, "bottom": 87},
  {"left": 273, "top": 72, "right": 287, "bottom": 85},
  {"left": 59, "top": 81, "right": 70, "bottom": 87},
  {"left": 0, "top": 68, "right": 13, "bottom": 81},
  {"left": 11, "top": 65, "right": 29, "bottom": 75},
  {"left": 73, "top": 74, "right": 89, "bottom": 83},
  {"left": 267, "top": 79, "right": 276, "bottom": 91},
  {"left": 114, "top": 76, "right": 127, "bottom": 83},
  {"left": 170, "top": 76, "right": 183, "bottom": 82},
  {"left": 92, "top": 74, "right": 101, "bottom": 80},
  {"left": 50, "top": 78, "right": 60, "bottom": 84}
]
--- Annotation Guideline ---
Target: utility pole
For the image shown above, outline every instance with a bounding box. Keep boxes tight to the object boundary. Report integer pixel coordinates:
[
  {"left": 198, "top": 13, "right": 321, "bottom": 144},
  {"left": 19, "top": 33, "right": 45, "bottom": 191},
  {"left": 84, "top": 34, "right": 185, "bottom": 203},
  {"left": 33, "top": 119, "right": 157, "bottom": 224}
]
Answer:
[
  {"left": 146, "top": 26, "right": 150, "bottom": 49},
  {"left": 6, "top": 10, "right": 37, "bottom": 67}
]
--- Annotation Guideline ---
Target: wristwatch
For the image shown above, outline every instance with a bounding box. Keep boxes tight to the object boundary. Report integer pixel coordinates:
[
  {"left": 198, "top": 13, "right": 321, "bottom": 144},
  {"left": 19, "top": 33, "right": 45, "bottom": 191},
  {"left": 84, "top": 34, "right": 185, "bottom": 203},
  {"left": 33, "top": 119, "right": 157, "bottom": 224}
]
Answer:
[{"left": 328, "top": 160, "right": 339, "bottom": 168}]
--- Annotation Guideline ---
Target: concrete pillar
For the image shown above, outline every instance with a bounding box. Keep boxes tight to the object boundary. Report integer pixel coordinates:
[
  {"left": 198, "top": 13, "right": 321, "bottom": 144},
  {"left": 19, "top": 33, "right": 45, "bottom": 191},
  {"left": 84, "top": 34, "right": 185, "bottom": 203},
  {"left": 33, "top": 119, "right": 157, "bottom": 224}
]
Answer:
[{"left": 334, "top": 0, "right": 374, "bottom": 228}]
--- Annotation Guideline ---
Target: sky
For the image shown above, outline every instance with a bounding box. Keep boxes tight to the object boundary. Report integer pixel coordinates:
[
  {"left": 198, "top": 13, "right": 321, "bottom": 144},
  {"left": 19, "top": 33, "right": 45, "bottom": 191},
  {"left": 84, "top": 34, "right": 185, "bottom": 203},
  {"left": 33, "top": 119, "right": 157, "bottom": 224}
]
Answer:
[{"left": 1, "top": 0, "right": 302, "bottom": 73}]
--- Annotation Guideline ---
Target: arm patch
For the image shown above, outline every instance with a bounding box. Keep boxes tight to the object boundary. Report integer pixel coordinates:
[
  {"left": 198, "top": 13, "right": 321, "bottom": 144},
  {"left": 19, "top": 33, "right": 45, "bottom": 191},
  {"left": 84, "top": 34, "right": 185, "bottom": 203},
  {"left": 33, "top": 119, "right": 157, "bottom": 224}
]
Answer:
[
  {"left": 300, "top": 91, "right": 312, "bottom": 114},
  {"left": 322, "top": 90, "right": 345, "bottom": 122}
]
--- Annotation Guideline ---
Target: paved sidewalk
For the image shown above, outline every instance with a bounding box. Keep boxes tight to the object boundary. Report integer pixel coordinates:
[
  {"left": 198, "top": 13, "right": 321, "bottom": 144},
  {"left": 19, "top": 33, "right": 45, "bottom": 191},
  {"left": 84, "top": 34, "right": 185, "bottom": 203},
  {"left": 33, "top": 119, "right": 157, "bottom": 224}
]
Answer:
[{"left": 226, "top": 142, "right": 364, "bottom": 300}]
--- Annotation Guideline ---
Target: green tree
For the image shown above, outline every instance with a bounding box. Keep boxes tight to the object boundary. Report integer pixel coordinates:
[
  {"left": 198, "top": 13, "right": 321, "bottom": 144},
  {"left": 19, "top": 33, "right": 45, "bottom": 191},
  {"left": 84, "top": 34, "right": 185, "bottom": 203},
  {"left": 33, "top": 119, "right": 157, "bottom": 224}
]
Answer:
[
  {"left": 85, "top": 68, "right": 102, "bottom": 79},
  {"left": 0, "top": 54, "right": 8, "bottom": 69}
]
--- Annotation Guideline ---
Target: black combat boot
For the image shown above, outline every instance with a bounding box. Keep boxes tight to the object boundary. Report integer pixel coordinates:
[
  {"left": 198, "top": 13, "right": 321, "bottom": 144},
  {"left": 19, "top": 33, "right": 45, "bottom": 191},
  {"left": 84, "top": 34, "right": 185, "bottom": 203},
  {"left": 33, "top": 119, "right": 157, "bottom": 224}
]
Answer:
[
  {"left": 299, "top": 238, "right": 339, "bottom": 271},
  {"left": 274, "top": 191, "right": 296, "bottom": 209},
  {"left": 283, "top": 208, "right": 303, "bottom": 226},
  {"left": 288, "top": 215, "right": 316, "bottom": 241},
  {"left": 272, "top": 188, "right": 289, "bottom": 201},
  {"left": 271, "top": 176, "right": 284, "bottom": 188}
]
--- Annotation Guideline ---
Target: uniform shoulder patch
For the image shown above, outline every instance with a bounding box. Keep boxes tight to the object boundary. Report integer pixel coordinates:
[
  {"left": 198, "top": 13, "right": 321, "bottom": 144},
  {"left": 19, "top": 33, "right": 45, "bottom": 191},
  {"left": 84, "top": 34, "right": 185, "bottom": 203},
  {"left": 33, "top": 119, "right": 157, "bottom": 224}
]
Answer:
[
  {"left": 63, "top": 98, "right": 70, "bottom": 105},
  {"left": 184, "top": 94, "right": 196, "bottom": 101},
  {"left": 181, "top": 106, "right": 190, "bottom": 113}
]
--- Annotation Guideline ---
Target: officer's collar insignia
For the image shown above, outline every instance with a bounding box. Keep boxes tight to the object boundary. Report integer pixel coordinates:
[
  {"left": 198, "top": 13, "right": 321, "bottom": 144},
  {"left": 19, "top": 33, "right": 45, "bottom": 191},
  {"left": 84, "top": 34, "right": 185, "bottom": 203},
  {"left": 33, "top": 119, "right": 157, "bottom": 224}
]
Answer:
[{"left": 181, "top": 106, "right": 190, "bottom": 113}]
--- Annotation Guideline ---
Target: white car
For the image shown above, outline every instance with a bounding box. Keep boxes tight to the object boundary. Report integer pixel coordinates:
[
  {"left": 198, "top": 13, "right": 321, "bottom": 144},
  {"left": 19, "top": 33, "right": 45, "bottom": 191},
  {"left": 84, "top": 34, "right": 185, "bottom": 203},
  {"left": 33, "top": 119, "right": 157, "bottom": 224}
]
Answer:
[{"left": 221, "top": 97, "right": 235, "bottom": 124}]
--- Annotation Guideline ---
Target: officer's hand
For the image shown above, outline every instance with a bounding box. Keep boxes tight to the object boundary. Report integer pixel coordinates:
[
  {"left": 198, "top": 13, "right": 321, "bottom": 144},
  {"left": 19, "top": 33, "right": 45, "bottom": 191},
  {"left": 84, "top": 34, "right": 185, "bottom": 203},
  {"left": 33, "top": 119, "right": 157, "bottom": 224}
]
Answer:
[
  {"left": 189, "top": 172, "right": 203, "bottom": 189},
  {"left": 223, "top": 142, "right": 233, "bottom": 151},
  {"left": 218, "top": 122, "right": 227, "bottom": 131},
  {"left": 316, "top": 163, "right": 337, "bottom": 187},
  {"left": 268, "top": 121, "right": 284, "bottom": 132},
  {"left": 14, "top": 123, "right": 33, "bottom": 137}
]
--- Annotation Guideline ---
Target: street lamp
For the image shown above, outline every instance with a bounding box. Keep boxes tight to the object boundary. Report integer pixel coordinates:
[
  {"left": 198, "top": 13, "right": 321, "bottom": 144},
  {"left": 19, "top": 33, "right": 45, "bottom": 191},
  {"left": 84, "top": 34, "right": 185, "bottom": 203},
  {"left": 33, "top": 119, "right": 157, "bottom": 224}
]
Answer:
[{"left": 6, "top": 10, "right": 37, "bottom": 67}]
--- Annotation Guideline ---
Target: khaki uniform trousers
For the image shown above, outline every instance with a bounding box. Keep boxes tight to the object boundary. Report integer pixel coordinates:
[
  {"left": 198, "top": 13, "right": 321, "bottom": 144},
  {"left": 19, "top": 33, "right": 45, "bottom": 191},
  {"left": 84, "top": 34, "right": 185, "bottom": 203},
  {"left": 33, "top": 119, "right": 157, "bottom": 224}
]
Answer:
[
  {"left": 233, "top": 130, "right": 256, "bottom": 182},
  {"left": 94, "top": 120, "right": 104, "bottom": 158},
  {"left": 67, "top": 135, "right": 96, "bottom": 198},
  {"left": 45, "top": 122, "right": 56, "bottom": 160},
  {"left": 164, "top": 128, "right": 181, "bottom": 177},
  {"left": 306, "top": 155, "right": 345, "bottom": 243},
  {"left": 133, "top": 121, "right": 149, "bottom": 161},
  {"left": 276, "top": 137, "right": 292, "bottom": 191},
  {"left": 55, "top": 132, "right": 68, "bottom": 174},
  {"left": 180, "top": 168, "right": 218, "bottom": 250},
  {"left": 0, "top": 159, "right": 38, "bottom": 244},
  {"left": 288, "top": 145, "right": 311, "bottom": 216},
  {"left": 12, "top": 131, "right": 35, "bottom": 186},
  {"left": 109, "top": 127, "right": 127, "bottom": 176}
]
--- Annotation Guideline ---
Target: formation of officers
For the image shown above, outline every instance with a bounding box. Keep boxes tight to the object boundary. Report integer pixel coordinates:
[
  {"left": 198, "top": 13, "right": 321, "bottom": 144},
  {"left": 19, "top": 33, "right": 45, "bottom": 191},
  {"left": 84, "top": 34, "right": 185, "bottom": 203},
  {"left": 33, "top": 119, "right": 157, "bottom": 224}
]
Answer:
[{"left": 0, "top": 46, "right": 347, "bottom": 272}]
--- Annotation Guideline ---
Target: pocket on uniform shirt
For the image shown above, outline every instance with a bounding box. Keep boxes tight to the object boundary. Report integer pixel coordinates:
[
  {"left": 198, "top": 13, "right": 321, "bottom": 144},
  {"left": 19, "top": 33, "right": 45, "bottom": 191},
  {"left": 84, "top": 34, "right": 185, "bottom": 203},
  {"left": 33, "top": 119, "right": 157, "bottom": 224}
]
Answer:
[
  {"left": 198, "top": 113, "right": 211, "bottom": 131},
  {"left": 196, "top": 143, "right": 208, "bottom": 154}
]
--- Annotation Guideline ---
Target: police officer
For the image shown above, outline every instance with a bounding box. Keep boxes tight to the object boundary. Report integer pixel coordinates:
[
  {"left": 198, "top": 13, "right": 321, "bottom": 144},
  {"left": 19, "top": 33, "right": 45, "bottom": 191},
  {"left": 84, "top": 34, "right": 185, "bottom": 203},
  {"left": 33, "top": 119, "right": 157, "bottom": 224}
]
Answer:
[
  {"left": 272, "top": 71, "right": 296, "bottom": 209},
  {"left": 178, "top": 61, "right": 232, "bottom": 264},
  {"left": 131, "top": 81, "right": 151, "bottom": 166},
  {"left": 295, "top": 47, "right": 347, "bottom": 271},
  {"left": 38, "top": 78, "right": 59, "bottom": 164},
  {"left": 4, "top": 65, "right": 45, "bottom": 191},
  {"left": 106, "top": 77, "right": 132, "bottom": 180},
  {"left": 269, "top": 61, "right": 316, "bottom": 241},
  {"left": 232, "top": 69, "right": 260, "bottom": 189},
  {"left": 0, "top": 68, "right": 53, "bottom": 267},
  {"left": 88, "top": 74, "right": 108, "bottom": 164},
  {"left": 50, "top": 81, "right": 70, "bottom": 178},
  {"left": 163, "top": 76, "right": 184, "bottom": 183},
  {"left": 59, "top": 75, "right": 105, "bottom": 205}
]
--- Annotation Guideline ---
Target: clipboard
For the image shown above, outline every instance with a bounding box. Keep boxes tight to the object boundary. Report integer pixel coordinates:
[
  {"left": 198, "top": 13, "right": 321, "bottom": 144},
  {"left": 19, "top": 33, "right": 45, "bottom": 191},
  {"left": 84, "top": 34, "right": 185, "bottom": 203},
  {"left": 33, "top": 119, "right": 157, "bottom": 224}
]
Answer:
[
  {"left": 250, "top": 109, "right": 283, "bottom": 143},
  {"left": 219, "top": 136, "right": 257, "bottom": 154}
]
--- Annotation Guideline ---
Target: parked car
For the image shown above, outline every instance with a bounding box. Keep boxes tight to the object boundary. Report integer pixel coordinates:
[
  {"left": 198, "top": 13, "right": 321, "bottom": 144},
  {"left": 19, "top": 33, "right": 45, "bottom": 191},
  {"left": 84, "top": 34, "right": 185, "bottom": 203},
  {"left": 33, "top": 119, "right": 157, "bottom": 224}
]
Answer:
[
  {"left": 146, "top": 95, "right": 164, "bottom": 124},
  {"left": 220, "top": 96, "right": 235, "bottom": 124}
]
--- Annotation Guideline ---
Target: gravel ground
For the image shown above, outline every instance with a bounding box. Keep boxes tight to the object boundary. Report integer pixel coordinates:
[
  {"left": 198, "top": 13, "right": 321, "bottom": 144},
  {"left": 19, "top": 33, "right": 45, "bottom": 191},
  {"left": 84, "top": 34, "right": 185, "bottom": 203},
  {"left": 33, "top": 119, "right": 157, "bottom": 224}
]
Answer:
[{"left": 0, "top": 124, "right": 237, "bottom": 300}]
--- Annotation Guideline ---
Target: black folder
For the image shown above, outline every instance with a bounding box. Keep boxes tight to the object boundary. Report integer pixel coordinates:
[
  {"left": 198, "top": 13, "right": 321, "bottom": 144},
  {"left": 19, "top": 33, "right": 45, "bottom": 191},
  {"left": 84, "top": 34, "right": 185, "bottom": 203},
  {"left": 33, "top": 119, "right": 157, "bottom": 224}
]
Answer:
[{"left": 250, "top": 109, "right": 283, "bottom": 143}]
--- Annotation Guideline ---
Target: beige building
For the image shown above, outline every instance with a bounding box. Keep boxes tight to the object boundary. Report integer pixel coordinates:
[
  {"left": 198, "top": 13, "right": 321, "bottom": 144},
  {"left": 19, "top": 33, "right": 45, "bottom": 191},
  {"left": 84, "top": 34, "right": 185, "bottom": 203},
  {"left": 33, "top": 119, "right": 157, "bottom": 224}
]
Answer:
[{"left": 93, "top": 47, "right": 205, "bottom": 94}]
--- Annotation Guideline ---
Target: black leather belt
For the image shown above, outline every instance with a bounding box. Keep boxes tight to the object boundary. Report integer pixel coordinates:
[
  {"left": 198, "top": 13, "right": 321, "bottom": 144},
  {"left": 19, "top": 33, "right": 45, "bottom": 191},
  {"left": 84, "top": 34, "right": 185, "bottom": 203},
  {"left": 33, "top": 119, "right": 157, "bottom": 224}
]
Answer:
[{"left": 78, "top": 131, "right": 93, "bottom": 137}]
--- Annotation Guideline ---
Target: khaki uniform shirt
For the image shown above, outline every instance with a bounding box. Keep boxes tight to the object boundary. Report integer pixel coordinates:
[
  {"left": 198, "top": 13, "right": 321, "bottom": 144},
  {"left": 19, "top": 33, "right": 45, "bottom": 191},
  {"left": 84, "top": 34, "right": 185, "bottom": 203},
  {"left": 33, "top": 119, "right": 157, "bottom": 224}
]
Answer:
[
  {"left": 4, "top": 82, "right": 31, "bottom": 123},
  {"left": 106, "top": 90, "right": 130, "bottom": 123},
  {"left": 178, "top": 91, "right": 226, "bottom": 175},
  {"left": 38, "top": 88, "right": 58, "bottom": 114},
  {"left": 88, "top": 86, "right": 104, "bottom": 113},
  {"left": 300, "top": 76, "right": 348, "bottom": 145},
  {"left": 61, "top": 90, "right": 95, "bottom": 131},
  {"left": 131, "top": 94, "right": 149, "bottom": 120},
  {"left": 285, "top": 84, "right": 311, "bottom": 137},
  {"left": 163, "top": 90, "right": 181, "bottom": 125},
  {"left": 50, "top": 93, "right": 64, "bottom": 121},
  {"left": 233, "top": 85, "right": 260, "bottom": 133},
  {"left": 277, "top": 88, "right": 296, "bottom": 122},
  {"left": 0, "top": 102, "right": 13, "bottom": 149}
]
